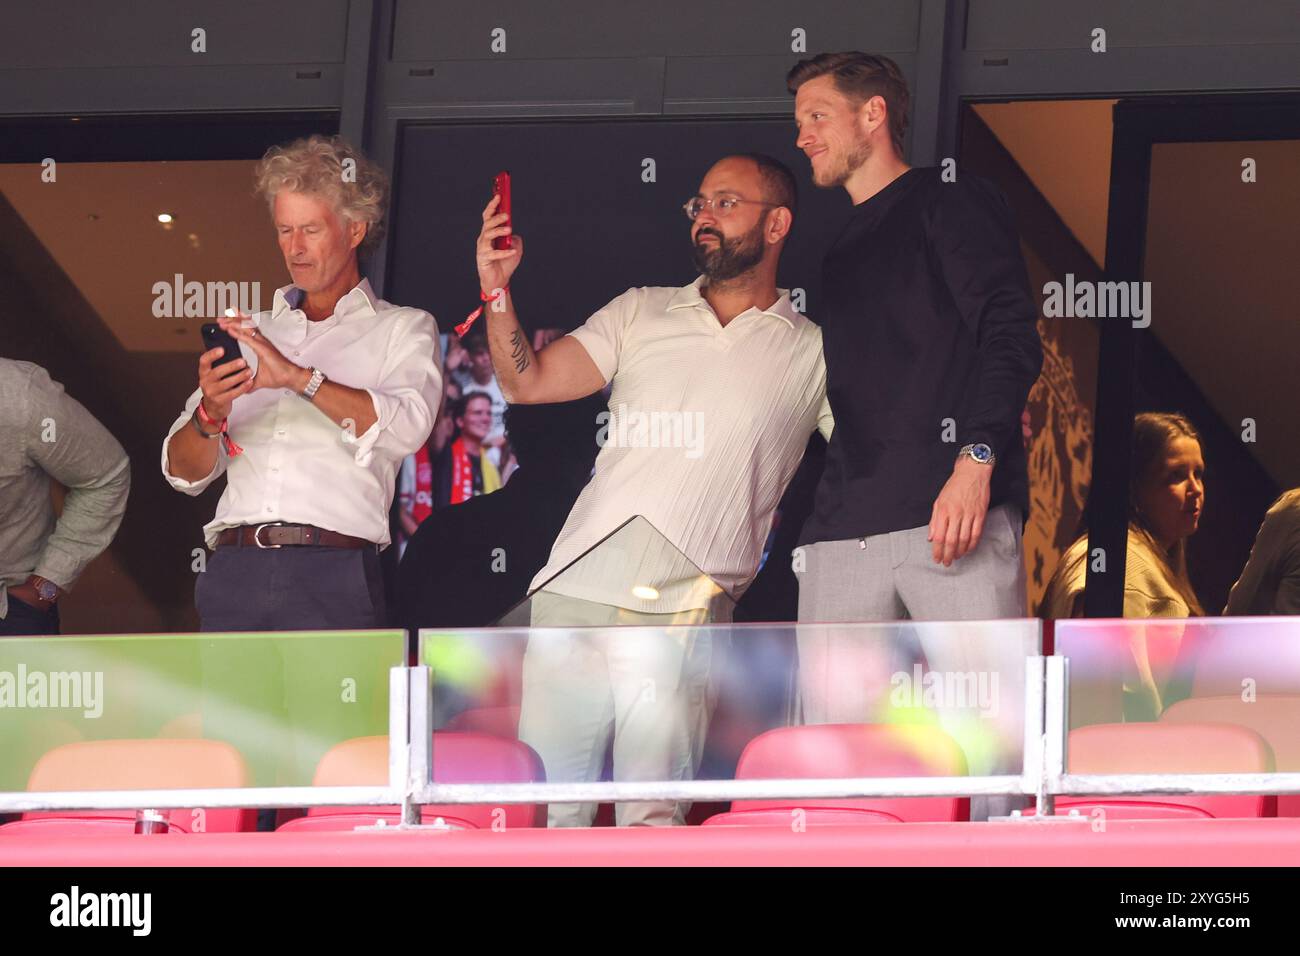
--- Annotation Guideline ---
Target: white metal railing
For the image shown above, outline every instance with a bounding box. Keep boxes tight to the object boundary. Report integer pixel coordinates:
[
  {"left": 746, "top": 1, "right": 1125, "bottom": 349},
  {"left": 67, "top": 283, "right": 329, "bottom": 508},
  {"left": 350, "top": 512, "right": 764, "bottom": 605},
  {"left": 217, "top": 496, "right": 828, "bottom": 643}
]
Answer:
[{"left": 6, "top": 652, "right": 1300, "bottom": 825}]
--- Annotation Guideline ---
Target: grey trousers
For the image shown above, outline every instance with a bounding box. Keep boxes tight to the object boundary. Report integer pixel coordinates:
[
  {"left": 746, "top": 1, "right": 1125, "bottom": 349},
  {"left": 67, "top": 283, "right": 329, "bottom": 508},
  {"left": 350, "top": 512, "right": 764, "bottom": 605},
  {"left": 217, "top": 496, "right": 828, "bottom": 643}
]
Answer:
[
  {"left": 518, "top": 590, "right": 726, "bottom": 828},
  {"left": 795, "top": 502, "right": 1030, "bottom": 819}
]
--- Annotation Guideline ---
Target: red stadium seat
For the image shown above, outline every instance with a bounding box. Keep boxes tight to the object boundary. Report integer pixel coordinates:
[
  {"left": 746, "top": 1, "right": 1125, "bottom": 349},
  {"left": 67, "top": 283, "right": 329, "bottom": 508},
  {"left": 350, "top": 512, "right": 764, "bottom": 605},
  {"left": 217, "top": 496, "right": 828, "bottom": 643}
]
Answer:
[
  {"left": 702, "top": 724, "right": 970, "bottom": 827},
  {"left": 0, "top": 815, "right": 188, "bottom": 835},
  {"left": 1054, "top": 722, "right": 1277, "bottom": 820},
  {"left": 0, "top": 738, "right": 256, "bottom": 835},
  {"left": 1161, "top": 695, "right": 1300, "bottom": 816},
  {"left": 1052, "top": 802, "right": 1214, "bottom": 821},
  {"left": 277, "top": 731, "right": 546, "bottom": 832},
  {"left": 444, "top": 706, "right": 521, "bottom": 738}
]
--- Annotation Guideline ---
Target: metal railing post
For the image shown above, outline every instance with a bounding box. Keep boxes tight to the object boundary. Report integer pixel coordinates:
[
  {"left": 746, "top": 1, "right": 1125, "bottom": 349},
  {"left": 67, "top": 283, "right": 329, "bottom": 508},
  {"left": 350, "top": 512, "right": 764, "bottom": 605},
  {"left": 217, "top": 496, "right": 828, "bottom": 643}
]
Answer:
[
  {"left": 387, "top": 666, "right": 416, "bottom": 826},
  {"left": 133, "top": 808, "right": 168, "bottom": 834},
  {"left": 1019, "top": 655, "right": 1046, "bottom": 815},
  {"left": 405, "top": 665, "right": 432, "bottom": 826},
  {"left": 1041, "top": 655, "right": 1069, "bottom": 816}
]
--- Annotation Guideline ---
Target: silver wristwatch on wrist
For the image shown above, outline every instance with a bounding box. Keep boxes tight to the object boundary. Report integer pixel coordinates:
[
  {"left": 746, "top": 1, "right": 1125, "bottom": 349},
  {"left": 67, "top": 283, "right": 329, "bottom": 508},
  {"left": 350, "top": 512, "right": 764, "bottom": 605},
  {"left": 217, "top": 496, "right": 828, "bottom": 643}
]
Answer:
[
  {"left": 300, "top": 366, "right": 326, "bottom": 401},
  {"left": 957, "top": 442, "right": 996, "bottom": 466},
  {"left": 31, "top": 574, "right": 60, "bottom": 604}
]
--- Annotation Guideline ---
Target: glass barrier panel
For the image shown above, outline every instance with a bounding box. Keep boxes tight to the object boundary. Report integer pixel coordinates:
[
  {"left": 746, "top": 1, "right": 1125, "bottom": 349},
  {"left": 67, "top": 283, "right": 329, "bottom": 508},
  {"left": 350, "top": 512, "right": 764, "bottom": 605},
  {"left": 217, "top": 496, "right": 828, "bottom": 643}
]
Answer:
[
  {"left": 424, "top": 517, "right": 1038, "bottom": 825},
  {"left": 0, "top": 630, "right": 403, "bottom": 798},
  {"left": 1055, "top": 617, "right": 1300, "bottom": 775},
  {"left": 497, "top": 515, "right": 735, "bottom": 627}
]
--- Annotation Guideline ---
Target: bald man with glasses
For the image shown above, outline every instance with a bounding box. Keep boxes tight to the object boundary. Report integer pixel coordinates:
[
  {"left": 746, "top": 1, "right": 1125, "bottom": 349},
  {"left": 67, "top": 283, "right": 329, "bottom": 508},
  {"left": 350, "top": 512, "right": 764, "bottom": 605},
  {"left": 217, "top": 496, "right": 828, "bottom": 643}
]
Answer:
[{"left": 470, "top": 153, "right": 833, "bottom": 827}]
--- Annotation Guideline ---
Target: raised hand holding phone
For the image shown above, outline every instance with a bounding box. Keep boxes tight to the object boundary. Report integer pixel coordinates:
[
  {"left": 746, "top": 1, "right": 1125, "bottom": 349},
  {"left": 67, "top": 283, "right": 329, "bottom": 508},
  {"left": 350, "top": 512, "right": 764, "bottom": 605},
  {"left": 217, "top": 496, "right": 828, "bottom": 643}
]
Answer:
[
  {"left": 477, "top": 178, "right": 522, "bottom": 292},
  {"left": 465, "top": 173, "right": 523, "bottom": 335}
]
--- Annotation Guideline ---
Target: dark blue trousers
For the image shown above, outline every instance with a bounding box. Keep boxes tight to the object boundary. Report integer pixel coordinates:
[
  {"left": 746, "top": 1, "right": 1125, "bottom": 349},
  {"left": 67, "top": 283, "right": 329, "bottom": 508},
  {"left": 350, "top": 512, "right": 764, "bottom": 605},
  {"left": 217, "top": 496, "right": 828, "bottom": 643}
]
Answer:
[
  {"left": 195, "top": 545, "right": 388, "bottom": 632},
  {"left": 0, "top": 595, "right": 60, "bottom": 636}
]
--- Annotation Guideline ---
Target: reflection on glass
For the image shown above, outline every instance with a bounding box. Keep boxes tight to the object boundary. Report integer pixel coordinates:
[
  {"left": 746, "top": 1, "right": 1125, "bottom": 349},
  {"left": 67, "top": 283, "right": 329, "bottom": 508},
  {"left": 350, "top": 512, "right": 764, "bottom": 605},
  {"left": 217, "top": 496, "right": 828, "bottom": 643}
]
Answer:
[
  {"left": 501, "top": 515, "right": 734, "bottom": 626},
  {"left": 0, "top": 630, "right": 403, "bottom": 793},
  {"left": 1057, "top": 617, "right": 1300, "bottom": 778},
  {"left": 500, "top": 516, "right": 732, "bottom": 827},
  {"left": 420, "top": 519, "right": 1036, "bottom": 827}
]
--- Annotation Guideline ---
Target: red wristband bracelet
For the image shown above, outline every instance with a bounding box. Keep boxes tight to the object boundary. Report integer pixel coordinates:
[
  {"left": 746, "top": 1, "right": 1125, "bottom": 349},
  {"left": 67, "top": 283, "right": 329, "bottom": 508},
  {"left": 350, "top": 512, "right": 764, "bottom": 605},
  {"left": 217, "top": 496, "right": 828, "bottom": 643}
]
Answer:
[
  {"left": 195, "top": 400, "right": 224, "bottom": 427},
  {"left": 456, "top": 286, "right": 510, "bottom": 337},
  {"left": 195, "top": 399, "right": 243, "bottom": 458}
]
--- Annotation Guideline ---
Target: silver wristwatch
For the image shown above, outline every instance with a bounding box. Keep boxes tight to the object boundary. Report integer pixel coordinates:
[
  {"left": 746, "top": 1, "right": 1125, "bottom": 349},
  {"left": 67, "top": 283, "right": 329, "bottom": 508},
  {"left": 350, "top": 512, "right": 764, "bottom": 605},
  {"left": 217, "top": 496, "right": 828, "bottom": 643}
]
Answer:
[
  {"left": 31, "top": 575, "right": 60, "bottom": 604},
  {"left": 958, "top": 442, "right": 996, "bottom": 466},
  {"left": 300, "top": 366, "right": 326, "bottom": 401}
]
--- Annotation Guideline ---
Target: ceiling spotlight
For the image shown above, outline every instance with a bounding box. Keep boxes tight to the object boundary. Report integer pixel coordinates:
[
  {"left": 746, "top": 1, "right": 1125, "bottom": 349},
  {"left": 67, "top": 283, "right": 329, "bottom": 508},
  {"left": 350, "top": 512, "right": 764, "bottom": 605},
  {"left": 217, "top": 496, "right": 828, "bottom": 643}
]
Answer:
[
  {"left": 631, "top": 585, "right": 660, "bottom": 601},
  {"left": 157, "top": 213, "right": 174, "bottom": 224}
]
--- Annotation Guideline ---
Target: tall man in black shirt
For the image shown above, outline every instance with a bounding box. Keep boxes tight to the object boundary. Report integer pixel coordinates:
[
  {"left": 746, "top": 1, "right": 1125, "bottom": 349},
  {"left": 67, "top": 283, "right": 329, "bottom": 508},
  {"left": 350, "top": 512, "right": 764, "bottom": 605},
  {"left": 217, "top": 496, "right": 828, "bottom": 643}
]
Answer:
[{"left": 787, "top": 53, "right": 1042, "bottom": 809}]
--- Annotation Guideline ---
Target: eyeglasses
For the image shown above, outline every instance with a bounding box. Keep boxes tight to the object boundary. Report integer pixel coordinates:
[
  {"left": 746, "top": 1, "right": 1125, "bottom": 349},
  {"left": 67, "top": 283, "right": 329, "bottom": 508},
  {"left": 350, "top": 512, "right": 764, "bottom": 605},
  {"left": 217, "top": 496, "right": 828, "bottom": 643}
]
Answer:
[{"left": 682, "top": 195, "right": 781, "bottom": 221}]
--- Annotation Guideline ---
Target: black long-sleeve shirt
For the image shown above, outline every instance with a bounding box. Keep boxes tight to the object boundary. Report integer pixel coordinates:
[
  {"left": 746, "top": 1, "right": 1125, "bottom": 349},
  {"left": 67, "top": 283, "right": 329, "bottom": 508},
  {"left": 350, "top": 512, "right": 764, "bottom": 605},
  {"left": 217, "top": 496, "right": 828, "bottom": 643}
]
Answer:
[{"left": 798, "top": 167, "right": 1043, "bottom": 545}]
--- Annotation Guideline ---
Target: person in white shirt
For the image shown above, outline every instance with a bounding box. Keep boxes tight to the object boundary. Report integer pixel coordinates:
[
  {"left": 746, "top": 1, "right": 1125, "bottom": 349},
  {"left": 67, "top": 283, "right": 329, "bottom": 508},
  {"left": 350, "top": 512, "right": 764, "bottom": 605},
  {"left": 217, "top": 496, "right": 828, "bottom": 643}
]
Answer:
[
  {"left": 474, "top": 153, "right": 833, "bottom": 826},
  {"left": 162, "top": 134, "right": 441, "bottom": 631}
]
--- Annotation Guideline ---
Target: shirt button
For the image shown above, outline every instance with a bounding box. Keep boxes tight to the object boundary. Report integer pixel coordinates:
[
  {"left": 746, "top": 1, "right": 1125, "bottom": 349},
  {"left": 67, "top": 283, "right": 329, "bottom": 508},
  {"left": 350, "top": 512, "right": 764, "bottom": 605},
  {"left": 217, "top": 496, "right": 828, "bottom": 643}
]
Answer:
[
  {"left": 284, "top": 390, "right": 293, "bottom": 397},
  {"left": 293, "top": 351, "right": 300, "bottom": 357},
  {"left": 265, "top": 506, "right": 273, "bottom": 513}
]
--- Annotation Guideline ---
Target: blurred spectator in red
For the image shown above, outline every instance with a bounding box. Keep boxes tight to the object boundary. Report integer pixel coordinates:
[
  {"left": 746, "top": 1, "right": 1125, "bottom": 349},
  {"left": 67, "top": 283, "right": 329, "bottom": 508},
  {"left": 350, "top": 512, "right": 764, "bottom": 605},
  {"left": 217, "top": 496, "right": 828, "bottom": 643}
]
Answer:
[
  {"left": 394, "top": 378, "right": 460, "bottom": 556},
  {"left": 434, "top": 392, "right": 500, "bottom": 508}
]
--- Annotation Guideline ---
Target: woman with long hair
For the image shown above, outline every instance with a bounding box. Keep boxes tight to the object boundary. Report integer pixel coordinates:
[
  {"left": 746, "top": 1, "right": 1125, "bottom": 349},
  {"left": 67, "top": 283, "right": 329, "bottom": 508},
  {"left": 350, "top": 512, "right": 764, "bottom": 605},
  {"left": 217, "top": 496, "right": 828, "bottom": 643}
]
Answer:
[
  {"left": 1042, "top": 411, "right": 1206, "bottom": 618},
  {"left": 1041, "top": 412, "right": 1206, "bottom": 720}
]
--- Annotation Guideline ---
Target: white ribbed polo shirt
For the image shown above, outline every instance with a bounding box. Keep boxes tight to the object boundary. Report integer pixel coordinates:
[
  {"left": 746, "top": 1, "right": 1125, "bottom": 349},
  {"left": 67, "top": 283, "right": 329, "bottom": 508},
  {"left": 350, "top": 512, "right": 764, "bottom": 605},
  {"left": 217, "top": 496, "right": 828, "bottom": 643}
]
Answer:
[{"left": 528, "top": 277, "right": 833, "bottom": 613}]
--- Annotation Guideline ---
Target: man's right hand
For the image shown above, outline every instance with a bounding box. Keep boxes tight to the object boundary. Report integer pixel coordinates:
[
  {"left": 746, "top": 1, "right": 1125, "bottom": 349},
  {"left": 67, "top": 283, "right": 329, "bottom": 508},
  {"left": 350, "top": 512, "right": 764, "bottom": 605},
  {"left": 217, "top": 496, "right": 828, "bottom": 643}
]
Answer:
[
  {"left": 476, "top": 193, "right": 523, "bottom": 295},
  {"left": 198, "top": 347, "right": 254, "bottom": 422}
]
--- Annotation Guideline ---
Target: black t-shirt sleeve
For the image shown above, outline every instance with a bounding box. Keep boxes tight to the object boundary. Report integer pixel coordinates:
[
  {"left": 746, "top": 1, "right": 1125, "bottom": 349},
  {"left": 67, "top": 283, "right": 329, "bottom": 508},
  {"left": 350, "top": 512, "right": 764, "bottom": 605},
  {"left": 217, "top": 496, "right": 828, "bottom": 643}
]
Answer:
[{"left": 925, "top": 176, "right": 1043, "bottom": 458}]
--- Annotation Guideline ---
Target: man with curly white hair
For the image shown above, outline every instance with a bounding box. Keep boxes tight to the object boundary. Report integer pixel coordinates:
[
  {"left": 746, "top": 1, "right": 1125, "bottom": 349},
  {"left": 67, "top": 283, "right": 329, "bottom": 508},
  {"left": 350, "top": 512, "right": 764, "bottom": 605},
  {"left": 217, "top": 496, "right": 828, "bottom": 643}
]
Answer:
[{"left": 162, "top": 134, "right": 441, "bottom": 631}]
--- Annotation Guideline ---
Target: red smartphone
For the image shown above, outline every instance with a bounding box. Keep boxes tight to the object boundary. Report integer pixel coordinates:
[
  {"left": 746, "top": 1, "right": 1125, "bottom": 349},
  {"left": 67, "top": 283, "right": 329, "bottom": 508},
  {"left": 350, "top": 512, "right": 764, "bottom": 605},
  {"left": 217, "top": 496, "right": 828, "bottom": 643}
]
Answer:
[{"left": 492, "top": 170, "right": 512, "bottom": 250}]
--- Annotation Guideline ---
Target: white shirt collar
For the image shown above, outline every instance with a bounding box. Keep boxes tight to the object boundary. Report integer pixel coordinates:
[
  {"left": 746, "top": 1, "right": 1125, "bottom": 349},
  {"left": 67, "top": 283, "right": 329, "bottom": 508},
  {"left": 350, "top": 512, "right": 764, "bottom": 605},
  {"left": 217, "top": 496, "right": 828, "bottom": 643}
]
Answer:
[
  {"left": 271, "top": 278, "right": 379, "bottom": 322},
  {"left": 665, "top": 275, "right": 802, "bottom": 329}
]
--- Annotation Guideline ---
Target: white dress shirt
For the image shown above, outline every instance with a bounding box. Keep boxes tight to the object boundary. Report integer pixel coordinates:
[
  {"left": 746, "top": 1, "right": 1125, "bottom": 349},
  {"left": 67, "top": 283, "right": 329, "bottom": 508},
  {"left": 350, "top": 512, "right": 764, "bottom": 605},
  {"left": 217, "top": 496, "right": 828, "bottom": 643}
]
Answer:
[
  {"left": 528, "top": 277, "right": 833, "bottom": 613},
  {"left": 161, "top": 279, "right": 442, "bottom": 549}
]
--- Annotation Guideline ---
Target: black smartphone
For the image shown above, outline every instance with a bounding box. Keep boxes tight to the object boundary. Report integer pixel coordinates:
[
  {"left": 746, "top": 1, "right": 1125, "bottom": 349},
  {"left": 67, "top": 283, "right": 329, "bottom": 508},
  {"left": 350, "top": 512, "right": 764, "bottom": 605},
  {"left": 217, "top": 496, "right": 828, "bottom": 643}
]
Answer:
[{"left": 200, "top": 323, "right": 243, "bottom": 368}]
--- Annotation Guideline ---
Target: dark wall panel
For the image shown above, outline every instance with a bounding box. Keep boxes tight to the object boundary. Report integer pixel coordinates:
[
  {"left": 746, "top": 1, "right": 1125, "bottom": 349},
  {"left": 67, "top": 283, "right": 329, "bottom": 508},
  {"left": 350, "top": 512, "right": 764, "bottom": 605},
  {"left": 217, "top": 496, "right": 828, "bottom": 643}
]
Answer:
[
  {"left": 391, "top": 0, "right": 919, "bottom": 61},
  {"left": 663, "top": 51, "right": 919, "bottom": 119},
  {"left": 0, "top": 0, "right": 350, "bottom": 69},
  {"left": 966, "top": 0, "right": 1300, "bottom": 51},
  {"left": 388, "top": 118, "right": 854, "bottom": 335}
]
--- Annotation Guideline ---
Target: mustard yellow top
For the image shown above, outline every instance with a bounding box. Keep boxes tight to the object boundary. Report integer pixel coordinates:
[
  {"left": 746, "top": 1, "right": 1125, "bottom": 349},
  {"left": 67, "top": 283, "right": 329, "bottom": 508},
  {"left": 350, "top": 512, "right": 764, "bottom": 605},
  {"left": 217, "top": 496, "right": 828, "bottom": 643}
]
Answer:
[
  {"left": 1041, "top": 530, "right": 1191, "bottom": 620},
  {"left": 1041, "top": 529, "right": 1192, "bottom": 722}
]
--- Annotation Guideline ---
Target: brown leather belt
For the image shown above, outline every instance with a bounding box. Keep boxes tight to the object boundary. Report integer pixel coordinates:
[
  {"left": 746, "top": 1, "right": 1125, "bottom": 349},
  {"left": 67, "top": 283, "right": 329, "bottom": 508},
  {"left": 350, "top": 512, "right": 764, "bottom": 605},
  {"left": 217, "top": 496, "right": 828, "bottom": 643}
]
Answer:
[{"left": 215, "top": 523, "right": 374, "bottom": 550}]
